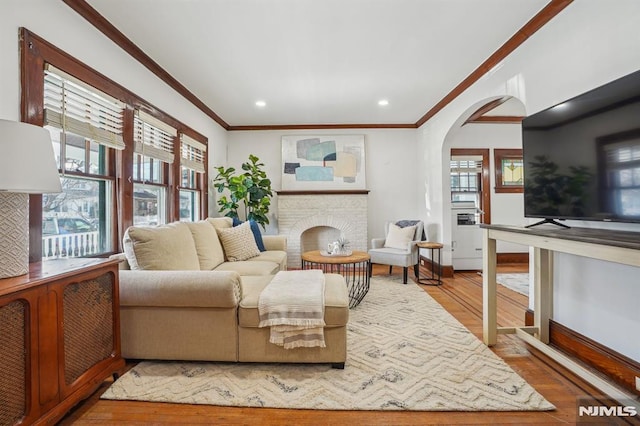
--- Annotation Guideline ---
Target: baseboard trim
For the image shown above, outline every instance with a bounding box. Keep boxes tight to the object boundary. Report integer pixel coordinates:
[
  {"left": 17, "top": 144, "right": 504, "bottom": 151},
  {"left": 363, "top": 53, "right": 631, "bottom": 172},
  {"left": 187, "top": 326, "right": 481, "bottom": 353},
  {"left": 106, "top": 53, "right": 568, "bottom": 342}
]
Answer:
[
  {"left": 419, "top": 255, "right": 453, "bottom": 278},
  {"left": 549, "top": 320, "right": 640, "bottom": 396},
  {"left": 419, "top": 252, "right": 527, "bottom": 278},
  {"left": 522, "top": 310, "right": 639, "bottom": 395},
  {"left": 497, "top": 252, "right": 529, "bottom": 264}
]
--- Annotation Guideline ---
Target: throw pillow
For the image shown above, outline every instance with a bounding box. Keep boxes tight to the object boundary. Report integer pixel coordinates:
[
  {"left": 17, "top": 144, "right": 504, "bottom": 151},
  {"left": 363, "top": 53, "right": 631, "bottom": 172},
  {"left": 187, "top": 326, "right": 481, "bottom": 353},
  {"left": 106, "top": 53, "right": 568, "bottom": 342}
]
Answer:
[
  {"left": 217, "top": 221, "right": 261, "bottom": 261},
  {"left": 186, "top": 220, "right": 225, "bottom": 270},
  {"left": 123, "top": 222, "right": 200, "bottom": 270},
  {"left": 232, "top": 217, "right": 266, "bottom": 252},
  {"left": 384, "top": 223, "right": 417, "bottom": 250}
]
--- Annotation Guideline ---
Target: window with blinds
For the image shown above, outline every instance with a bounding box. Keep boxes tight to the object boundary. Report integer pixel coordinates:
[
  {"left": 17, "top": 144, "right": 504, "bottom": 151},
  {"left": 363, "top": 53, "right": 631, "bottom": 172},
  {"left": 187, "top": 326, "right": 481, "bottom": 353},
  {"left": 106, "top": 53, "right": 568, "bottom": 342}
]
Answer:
[
  {"left": 450, "top": 157, "right": 482, "bottom": 193},
  {"left": 179, "top": 134, "right": 206, "bottom": 222},
  {"left": 42, "top": 65, "right": 122, "bottom": 259},
  {"left": 132, "top": 111, "right": 175, "bottom": 226},
  {"left": 44, "top": 65, "right": 124, "bottom": 150},
  {"left": 180, "top": 134, "right": 206, "bottom": 173},
  {"left": 24, "top": 36, "right": 211, "bottom": 260},
  {"left": 134, "top": 111, "right": 176, "bottom": 164}
]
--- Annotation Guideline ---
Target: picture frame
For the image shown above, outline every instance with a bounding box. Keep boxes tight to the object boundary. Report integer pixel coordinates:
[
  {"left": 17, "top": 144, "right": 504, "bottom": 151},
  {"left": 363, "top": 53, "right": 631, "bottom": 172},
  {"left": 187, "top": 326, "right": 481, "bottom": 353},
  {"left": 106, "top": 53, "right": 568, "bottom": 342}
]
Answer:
[{"left": 281, "top": 135, "right": 366, "bottom": 190}]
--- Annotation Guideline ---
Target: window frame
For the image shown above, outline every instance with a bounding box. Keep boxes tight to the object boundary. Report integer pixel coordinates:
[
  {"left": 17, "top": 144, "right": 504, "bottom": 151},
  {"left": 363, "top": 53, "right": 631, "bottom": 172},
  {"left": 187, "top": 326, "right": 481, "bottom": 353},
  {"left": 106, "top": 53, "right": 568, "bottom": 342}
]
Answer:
[
  {"left": 451, "top": 148, "right": 491, "bottom": 224},
  {"left": 494, "top": 149, "right": 524, "bottom": 193},
  {"left": 21, "top": 28, "right": 208, "bottom": 260}
]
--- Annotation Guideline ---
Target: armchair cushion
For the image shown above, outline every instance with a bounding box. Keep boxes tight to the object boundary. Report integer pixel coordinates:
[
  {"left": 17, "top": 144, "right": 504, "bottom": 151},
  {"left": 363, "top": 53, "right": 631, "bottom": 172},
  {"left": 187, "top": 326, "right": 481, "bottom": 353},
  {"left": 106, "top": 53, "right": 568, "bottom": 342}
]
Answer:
[{"left": 384, "top": 223, "right": 417, "bottom": 250}]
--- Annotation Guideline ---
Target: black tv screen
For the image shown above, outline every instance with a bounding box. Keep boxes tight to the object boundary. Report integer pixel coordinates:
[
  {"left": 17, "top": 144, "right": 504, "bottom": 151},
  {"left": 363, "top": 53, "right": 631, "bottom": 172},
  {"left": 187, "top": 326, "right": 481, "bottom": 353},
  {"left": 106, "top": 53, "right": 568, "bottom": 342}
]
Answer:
[{"left": 522, "top": 70, "right": 640, "bottom": 225}]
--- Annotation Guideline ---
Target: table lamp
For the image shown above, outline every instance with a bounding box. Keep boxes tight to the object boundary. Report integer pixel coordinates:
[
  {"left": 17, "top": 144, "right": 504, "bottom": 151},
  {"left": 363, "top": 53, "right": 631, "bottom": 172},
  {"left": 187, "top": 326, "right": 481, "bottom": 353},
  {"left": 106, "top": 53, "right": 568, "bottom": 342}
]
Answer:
[{"left": 0, "top": 119, "right": 62, "bottom": 279}]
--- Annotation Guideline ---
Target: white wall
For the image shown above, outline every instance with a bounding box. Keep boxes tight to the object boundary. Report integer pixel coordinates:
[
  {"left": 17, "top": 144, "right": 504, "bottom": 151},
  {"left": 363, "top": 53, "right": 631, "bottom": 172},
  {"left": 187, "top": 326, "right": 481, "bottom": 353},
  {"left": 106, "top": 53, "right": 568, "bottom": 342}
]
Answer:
[
  {"left": 225, "top": 129, "right": 419, "bottom": 240},
  {"left": 0, "top": 0, "right": 228, "bottom": 216},
  {"left": 417, "top": 0, "right": 640, "bottom": 360}
]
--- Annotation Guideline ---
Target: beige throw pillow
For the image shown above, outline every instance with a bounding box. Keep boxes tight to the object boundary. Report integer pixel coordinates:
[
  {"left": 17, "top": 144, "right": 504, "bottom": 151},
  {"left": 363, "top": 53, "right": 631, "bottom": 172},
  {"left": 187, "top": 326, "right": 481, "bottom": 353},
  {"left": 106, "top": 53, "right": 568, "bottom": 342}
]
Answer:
[
  {"left": 186, "top": 220, "right": 225, "bottom": 270},
  {"left": 123, "top": 222, "right": 200, "bottom": 270},
  {"left": 384, "top": 223, "right": 417, "bottom": 250},
  {"left": 217, "top": 221, "right": 260, "bottom": 261}
]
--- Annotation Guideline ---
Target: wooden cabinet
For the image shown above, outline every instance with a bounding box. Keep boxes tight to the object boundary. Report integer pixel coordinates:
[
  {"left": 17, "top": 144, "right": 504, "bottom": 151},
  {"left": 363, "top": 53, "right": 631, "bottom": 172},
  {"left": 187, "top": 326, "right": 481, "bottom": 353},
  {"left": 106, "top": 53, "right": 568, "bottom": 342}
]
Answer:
[{"left": 0, "top": 258, "right": 124, "bottom": 425}]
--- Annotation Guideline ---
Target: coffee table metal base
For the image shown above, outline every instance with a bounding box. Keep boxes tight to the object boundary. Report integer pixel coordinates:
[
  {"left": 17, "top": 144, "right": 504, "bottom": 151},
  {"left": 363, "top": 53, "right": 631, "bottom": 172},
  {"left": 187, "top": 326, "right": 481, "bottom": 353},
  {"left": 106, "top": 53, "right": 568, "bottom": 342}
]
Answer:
[{"left": 301, "top": 250, "right": 370, "bottom": 308}]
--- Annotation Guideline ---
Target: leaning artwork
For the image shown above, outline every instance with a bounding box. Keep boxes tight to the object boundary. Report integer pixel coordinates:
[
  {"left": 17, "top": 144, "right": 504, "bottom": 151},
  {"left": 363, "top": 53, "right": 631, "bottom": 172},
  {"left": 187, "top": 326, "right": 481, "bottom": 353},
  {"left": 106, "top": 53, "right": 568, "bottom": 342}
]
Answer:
[{"left": 281, "top": 135, "right": 366, "bottom": 190}]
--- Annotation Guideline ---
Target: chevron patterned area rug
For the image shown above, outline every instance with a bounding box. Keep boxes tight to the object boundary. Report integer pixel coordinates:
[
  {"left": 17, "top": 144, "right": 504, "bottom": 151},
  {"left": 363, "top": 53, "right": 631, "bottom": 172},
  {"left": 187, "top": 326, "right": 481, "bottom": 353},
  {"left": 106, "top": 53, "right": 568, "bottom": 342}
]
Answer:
[{"left": 102, "top": 277, "right": 554, "bottom": 411}]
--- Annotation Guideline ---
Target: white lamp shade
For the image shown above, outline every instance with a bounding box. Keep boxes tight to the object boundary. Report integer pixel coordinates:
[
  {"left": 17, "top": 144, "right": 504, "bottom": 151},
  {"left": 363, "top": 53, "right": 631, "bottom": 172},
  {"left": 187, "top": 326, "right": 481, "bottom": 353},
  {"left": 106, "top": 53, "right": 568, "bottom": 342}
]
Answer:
[{"left": 0, "top": 119, "right": 62, "bottom": 193}]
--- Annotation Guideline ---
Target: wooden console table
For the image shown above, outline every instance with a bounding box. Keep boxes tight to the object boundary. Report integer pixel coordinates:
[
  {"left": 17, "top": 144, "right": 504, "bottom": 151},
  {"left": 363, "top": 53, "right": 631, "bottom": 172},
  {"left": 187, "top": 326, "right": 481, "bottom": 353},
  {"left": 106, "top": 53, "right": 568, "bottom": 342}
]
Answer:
[
  {"left": 480, "top": 224, "right": 640, "bottom": 404},
  {"left": 0, "top": 257, "right": 124, "bottom": 425}
]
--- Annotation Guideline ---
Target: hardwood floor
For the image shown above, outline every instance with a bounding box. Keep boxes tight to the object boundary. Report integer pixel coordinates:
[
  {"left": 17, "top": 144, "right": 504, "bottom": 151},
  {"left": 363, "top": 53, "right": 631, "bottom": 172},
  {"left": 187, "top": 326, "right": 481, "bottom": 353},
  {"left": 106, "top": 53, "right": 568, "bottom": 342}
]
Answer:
[{"left": 59, "top": 264, "right": 624, "bottom": 425}]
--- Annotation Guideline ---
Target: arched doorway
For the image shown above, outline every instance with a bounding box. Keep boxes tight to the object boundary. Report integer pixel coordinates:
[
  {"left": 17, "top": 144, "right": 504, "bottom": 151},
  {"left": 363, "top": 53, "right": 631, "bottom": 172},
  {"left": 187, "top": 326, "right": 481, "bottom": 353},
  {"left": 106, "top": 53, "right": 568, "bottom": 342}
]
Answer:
[{"left": 443, "top": 96, "right": 527, "bottom": 271}]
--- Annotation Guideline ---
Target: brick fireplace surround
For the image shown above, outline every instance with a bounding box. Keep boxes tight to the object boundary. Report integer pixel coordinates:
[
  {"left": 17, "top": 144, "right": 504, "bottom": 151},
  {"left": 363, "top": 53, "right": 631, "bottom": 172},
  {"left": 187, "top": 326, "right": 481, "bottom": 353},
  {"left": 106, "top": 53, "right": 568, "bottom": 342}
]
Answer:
[{"left": 276, "top": 191, "right": 368, "bottom": 269}]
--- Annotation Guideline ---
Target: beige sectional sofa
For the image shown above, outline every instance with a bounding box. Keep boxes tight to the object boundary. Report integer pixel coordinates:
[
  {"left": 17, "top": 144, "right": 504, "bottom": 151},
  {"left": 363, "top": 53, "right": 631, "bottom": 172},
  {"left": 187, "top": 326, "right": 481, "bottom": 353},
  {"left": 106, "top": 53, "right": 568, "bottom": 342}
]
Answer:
[{"left": 112, "top": 217, "right": 349, "bottom": 367}]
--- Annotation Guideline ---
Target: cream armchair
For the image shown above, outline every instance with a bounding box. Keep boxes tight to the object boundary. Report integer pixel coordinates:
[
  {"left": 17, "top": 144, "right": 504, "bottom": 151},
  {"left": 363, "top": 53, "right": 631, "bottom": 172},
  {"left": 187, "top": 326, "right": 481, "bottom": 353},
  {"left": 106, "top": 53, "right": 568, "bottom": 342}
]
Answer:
[{"left": 368, "top": 220, "right": 424, "bottom": 284}]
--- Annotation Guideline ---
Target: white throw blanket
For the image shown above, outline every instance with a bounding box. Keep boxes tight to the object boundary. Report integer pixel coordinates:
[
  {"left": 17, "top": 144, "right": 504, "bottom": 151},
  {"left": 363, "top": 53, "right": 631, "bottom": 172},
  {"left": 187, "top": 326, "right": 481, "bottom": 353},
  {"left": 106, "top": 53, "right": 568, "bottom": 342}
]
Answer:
[{"left": 258, "top": 270, "right": 326, "bottom": 349}]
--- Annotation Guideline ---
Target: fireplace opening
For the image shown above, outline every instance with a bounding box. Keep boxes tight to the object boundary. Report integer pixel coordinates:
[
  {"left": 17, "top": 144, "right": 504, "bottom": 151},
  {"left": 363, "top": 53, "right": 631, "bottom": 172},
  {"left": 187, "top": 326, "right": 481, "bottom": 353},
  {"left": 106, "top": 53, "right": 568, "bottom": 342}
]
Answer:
[{"left": 301, "top": 226, "right": 342, "bottom": 254}]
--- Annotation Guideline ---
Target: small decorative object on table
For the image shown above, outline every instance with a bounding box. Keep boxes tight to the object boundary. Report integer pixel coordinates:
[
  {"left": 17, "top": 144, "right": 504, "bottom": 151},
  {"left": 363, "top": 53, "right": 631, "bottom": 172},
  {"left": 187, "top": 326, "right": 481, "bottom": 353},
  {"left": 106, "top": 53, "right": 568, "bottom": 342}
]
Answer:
[{"left": 326, "top": 236, "right": 351, "bottom": 256}]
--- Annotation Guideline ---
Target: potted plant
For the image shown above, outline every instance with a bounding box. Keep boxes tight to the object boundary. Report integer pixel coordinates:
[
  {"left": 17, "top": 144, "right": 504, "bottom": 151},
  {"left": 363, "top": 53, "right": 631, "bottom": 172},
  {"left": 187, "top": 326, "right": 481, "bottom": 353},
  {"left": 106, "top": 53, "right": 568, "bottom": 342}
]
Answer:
[{"left": 212, "top": 154, "right": 273, "bottom": 229}]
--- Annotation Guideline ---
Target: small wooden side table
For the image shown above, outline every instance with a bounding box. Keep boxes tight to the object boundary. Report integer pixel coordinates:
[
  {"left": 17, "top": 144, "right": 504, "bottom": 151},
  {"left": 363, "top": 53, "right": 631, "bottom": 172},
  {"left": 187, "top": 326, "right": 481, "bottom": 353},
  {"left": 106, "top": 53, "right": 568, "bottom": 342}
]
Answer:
[
  {"left": 416, "top": 242, "right": 443, "bottom": 286},
  {"left": 301, "top": 250, "right": 370, "bottom": 308}
]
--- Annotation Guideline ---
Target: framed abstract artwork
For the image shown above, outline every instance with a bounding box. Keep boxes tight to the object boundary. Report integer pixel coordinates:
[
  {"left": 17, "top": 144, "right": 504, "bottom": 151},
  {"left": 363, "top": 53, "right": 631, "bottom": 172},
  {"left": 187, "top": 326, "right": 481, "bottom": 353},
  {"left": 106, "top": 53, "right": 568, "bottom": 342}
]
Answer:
[{"left": 281, "top": 135, "right": 366, "bottom": 190}]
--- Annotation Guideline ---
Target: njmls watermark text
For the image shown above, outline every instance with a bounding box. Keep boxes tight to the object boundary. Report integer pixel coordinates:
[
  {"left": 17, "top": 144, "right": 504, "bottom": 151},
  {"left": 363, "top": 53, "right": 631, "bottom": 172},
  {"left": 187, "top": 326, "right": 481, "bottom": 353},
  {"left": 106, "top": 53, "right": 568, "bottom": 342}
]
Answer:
[{"left": 577, "top": 397, "right": 639, "bottom": 425}]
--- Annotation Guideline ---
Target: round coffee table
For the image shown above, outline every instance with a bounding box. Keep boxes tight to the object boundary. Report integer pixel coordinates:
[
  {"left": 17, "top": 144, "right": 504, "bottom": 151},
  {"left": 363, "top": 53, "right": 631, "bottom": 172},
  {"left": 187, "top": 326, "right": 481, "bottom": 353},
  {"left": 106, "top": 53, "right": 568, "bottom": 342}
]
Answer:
[{"left": 301, "top": 250, "right": 370, "bottom": 308}]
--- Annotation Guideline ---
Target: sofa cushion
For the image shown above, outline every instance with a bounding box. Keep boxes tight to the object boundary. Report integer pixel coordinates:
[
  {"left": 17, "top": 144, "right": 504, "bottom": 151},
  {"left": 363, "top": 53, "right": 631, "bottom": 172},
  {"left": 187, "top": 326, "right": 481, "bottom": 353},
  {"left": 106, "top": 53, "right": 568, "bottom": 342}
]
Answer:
[
  {"left": 207, "top": 216, "right": 233, "bottom": 230},
  {"left": 186, "top": 220, "right": 225, "bottom": 270},
  {"left": 123, "top": 222, "right": 200, "bottom": 270},
  {"left": 238, "top": 273, "right": 349, "bottom": 328},
  {"left": 250, "top": 250, "right": 287, "bottom": 271},
  {"left": 217, "top": 221, "right": 260, "bottom": 261},
  {"left": 119, "top": 270, "right": 241, "bottom": 308},
  {"left": 214, "top": 260, "right": 280, "bottom": 276}
]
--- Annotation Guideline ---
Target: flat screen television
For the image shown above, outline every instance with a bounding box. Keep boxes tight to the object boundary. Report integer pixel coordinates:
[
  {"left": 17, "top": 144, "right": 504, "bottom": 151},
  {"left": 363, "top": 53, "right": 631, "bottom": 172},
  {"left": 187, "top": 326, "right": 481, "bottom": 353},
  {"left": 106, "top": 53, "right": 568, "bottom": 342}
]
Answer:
[{"left": 522, "top": 70, "right": 640, "bottom": 227}]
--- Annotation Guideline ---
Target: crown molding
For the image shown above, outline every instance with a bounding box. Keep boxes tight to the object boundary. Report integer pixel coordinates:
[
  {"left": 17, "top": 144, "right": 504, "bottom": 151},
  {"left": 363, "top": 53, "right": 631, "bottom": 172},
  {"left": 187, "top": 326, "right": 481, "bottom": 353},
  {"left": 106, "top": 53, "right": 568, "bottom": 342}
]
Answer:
[
  {"left": 228, "top": 123, "right": 417, "bottom": 131},
  {"left": 414, "top": 0, "right": 573, "bottom": 128},
  {"left": 62, "top": 0, "right": 230, "bottom": 130},
  {"left": 63, "top": 0, "right": 572, "bottom": 131}
]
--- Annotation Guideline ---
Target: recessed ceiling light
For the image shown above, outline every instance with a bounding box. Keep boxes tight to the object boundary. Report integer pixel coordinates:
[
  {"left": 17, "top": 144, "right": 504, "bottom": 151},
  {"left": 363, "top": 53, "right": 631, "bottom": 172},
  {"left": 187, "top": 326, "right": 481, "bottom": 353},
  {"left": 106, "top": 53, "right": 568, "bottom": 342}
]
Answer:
[
  {"left": 255, "top": 100, "right": 266, "bottom": 108},
  {"left": 378, "top": 99, "right": 389, "bottom": 106}
]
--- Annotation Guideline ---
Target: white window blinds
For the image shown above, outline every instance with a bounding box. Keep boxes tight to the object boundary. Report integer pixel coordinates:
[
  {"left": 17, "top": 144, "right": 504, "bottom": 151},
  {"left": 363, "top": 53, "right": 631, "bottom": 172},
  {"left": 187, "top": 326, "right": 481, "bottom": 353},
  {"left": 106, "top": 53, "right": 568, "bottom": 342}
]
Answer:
[
  {"left": 44, "top": 64, "right": 125, "bottom": 150},
  {"left": 181, "top": 134, "right": 207, "bottom": 173},
  {"left": 134, "top": 111, "right": 176, "bottom": 163},
  {"left": 450, "top": 156, "right": 483, "bottom": 173}
]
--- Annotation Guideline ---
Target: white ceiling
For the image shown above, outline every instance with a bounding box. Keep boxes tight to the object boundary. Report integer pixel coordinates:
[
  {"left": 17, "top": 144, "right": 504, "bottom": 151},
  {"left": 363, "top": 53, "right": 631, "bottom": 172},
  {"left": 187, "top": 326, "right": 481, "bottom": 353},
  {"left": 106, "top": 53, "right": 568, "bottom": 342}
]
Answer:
[{"left": 85, "top": 0, "right": 549, "bottom": 127}]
